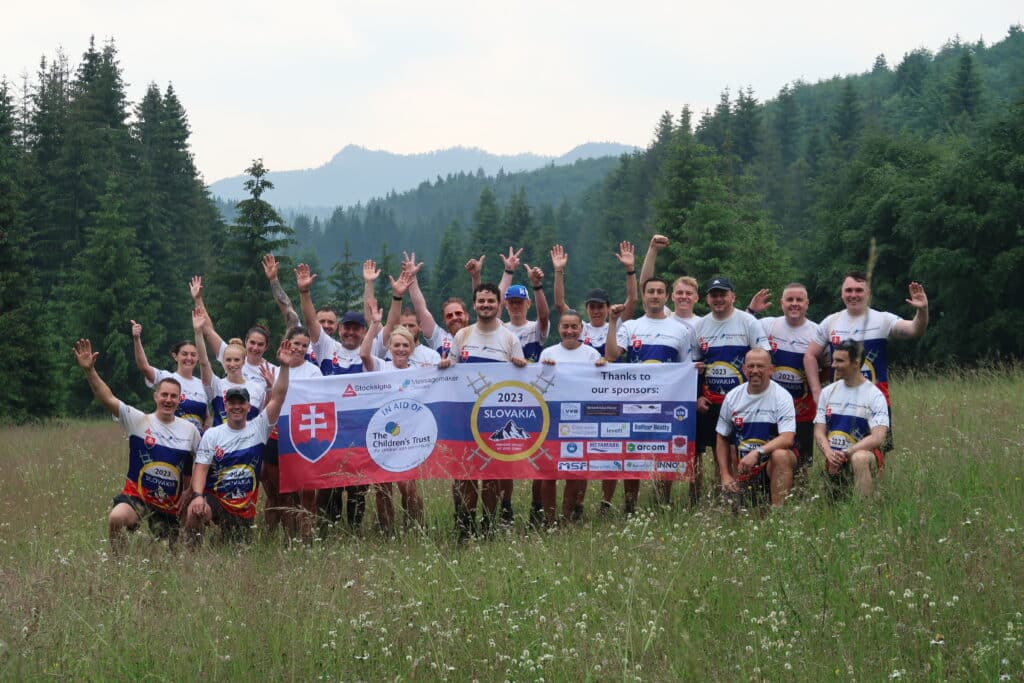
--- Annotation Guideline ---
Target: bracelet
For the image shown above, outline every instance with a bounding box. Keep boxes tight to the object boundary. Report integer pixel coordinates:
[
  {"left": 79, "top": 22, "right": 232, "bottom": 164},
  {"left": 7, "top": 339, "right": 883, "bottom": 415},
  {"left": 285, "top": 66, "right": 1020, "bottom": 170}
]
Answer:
[
  {"left": 532, "top": 285, "right": 543, "bottom": 291},
  {"left": 504, "top": 269, "right": 515, "bottom": 275},
  {"left": 626, "top": 270, "right": 636, "bottom": 276},
  {"left": 555, "top": 269, "right": 565, "bottom": 274},
  {"left": 392, "top": 295, "right": 403, "bottom": 301},
  {"left": 298, "top": 288, "right": 310, "bottom": 294}
]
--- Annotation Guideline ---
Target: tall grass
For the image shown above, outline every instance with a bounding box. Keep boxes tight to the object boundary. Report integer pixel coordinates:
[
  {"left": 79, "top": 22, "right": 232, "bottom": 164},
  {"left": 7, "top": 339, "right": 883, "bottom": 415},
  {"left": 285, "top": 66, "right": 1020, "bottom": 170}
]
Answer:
[{"left": 1, "top": 369, "right": 1022, "bottom": 680}]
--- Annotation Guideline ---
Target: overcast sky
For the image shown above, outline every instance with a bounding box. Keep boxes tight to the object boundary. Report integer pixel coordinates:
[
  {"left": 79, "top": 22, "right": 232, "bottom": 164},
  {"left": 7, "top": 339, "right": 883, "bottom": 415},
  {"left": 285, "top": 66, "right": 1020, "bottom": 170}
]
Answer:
[{"left": 2, "top": 1, "right": 1020, "bottom": 183}]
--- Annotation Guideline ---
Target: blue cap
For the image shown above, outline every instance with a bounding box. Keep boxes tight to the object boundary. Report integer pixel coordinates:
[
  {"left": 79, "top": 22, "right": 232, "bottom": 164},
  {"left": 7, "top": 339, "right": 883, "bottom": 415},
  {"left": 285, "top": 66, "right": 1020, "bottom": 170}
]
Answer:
[
  {"left": 505, "top": 284, "right": 529, "bottom": 300},
  {"left": 340, "top": 310, "right": 366, "bottom": 326}
]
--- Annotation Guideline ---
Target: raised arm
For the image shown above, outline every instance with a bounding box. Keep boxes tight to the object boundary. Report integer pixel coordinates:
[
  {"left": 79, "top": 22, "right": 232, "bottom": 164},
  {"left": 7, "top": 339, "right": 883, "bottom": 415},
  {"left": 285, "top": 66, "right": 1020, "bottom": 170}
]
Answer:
[
  {"left": 617, "top": 241, "right": 639, "bottom": 320},
  {"left": 131, "top": 319, "right": 156, "bottom": 385},
  {"left": 406, "top": 252, "right": 437, "bottom": 338},
  {"left": 295, "top": 262, "right": 324, "bottom": 343},
  {"left": 264, "top": 254, "right": 300, "bottom": 329},
  {"left": 498, "top": 247, "right": 522, "bottom": 299},
  {"left": 382, "top": 270, "right": 414, "bottom": 345},
  {"left": 191, "top": 276, "right": 226, "bottom": 356},
  {"left": 360, "top": 305, "right": 384, "bottom": 372},
  {"left": 192, "top": 308, "right": 214, "bottom": 388},
  {"left": 804, "top": 340, "right": 826, "bottom": 403},
  {"left": 465, "top": 254, "right": 485, "bottom": 293},
  {"left": 362, "top": 259, "right": 380, "bottom": 322},
  {"left": 262, "top": 342, "right": 294, "bottom": 425},
  {"left": 892, "top": 282, "right": 929, "bottom": 339},
  {"left": 526, "top": 262, "right": 550, "bottom": 337},
  {"left": 74, "top": 339, "right": 120, "bottom": 416},
  {"left": 638, "top": 234, "right": 669, "bottom": 287},
  {"left": 604, "top": 303, "right": 625, "bottom": 361},
  {"left": 550, "top": 245, "right": 569, "bottom": 314}
]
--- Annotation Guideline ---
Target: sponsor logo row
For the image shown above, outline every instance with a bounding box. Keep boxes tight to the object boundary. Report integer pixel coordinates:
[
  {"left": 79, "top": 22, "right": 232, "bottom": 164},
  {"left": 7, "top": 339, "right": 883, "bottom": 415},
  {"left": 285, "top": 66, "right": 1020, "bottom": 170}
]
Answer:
[
  {"left": 557, "top": 421, "right": 674, "bottom": 438},
  {"left": 560, "top": 402, "right": 665, "bottom": 420},
  {"left": 560, "top": 437, "right": 688, "bottom": 458},
  {"left": 557, "top": 460, "right": 689, "bottom": 473}
]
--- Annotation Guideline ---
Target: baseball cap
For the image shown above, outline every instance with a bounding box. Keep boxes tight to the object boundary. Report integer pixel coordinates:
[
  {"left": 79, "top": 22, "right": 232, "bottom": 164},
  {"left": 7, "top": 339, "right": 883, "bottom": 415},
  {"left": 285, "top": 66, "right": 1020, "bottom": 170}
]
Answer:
[
  {"left": 584, "top": 288, "right": 610, "bottom": 305},
  {"left": 225, "top": 387, "right": 250, "bottom": 402},
  {"left": 505, "top": 284, "right": 529, "bottom": 300},
  {"left": 339, "top": 310, "right": 366, "bottom": 326},
  {"left": 704, "top": 276, "right": 735, "bottom": 293}
]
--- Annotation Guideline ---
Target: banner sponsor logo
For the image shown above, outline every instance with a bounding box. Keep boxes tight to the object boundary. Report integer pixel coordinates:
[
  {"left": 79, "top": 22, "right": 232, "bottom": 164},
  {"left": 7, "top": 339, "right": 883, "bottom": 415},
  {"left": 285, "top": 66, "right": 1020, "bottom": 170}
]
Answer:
[
  {"left": 626, "top": 441, "right": 669, "bottom": 454},
  {"left": 560, "top": 402, "right": 581, "bottom": 420},
  {"left": 656, "top": 461, "right": 688, "bottom": 473},
  {"left": 557, "top": 461, "right": 588, "bottom": 472},
  {"left": 366, "top": 399, "right": 437, "bottom": 472},
  {"left": 560, "top": 441, "right": 584, "bottom": 458},
  {"left": 624, "top": 459, "right": 655, "bottom": 472},
  {"left": 559, "top": 422, "right": 600, "bottom": 438},
  {"left": 471, "top": 381, "right": 550, "bottom": 462},
  {"left": 587, "top": 441, "right": 623, "bottom": 454},
  {"left": 673, "top": 406, "right": 689, "bottom": 422},
  {"left": 632, "top": 422, "right": 671, "bottom": 433},
  {"left": 589, "top": 459, "right": 623, "bottom": 472},
  {"left": 600, "top": 422, "right": 631, "bottom": 437},
  {"left": 671, "top": 435, "right": 688, "bottom": 454},
  {"left": 622, "top": 403, "right": 661, "bottom": 414},
  {"left": 584, "top": 403, "right": 621, "bottom": 417}
]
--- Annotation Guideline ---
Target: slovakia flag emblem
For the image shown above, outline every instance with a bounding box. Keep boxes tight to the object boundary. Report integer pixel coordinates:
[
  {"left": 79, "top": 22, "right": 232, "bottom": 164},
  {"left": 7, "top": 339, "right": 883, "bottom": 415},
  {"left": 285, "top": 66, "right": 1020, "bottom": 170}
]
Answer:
[{"left": 289, "top": 402, "right": 337, "bottom": 463}]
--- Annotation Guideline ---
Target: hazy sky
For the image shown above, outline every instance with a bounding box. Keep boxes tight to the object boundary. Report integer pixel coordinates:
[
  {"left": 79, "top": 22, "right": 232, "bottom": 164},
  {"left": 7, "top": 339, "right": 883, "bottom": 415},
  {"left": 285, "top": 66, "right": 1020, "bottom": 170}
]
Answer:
[{"left": 2, "top": 1, "right": 1020, "bottom": 183}]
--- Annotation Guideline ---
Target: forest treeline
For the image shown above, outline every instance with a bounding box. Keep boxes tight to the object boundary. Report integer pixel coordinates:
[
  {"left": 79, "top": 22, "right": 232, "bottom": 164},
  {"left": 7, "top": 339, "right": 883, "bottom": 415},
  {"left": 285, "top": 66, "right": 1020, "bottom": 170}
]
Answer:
[{"left": 2, "top": 30, "right": 1023, "bottom": 422}]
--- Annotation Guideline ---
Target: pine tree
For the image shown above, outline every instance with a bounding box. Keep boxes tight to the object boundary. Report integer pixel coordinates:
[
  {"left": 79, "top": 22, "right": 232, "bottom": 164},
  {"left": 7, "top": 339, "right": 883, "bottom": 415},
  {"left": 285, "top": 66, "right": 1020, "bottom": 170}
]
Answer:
[
  {"left": 468, "top": 187, "right": 501, "bottom": 280},
  {"left": 433, "top": 220, "right": 467, "bottom": 304},
  {"left": 732, "top": 86, "right": 761, "bottom": 164},
  {"left": 946, "top": 50, "right": 983, "bottom": 121},
  {"left": 327, "top": 240, "right": 362, "bottom": 312}
]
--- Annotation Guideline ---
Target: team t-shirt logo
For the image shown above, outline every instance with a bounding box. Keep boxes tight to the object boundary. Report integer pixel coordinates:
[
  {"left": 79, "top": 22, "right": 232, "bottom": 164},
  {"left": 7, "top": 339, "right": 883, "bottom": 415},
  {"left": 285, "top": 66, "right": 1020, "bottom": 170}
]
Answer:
[
  {"left": 290, "top": 402, "right": 338, "bottom": 463},
  {"left": 143, "top": 429, "right": 156, "bottom": 449},
  {"left": 825, "top": 405, "right": 832, "bottom": 419},
  {"left": 442, "top": 339, "right": 451, "bottom": 357},
  {"left": 830, "top": 331, "right": 841, "bottom": 346},
  {"left": 460, "top": 348, "right": 470, "bottom": 361},
  {"left": 732, "top": 412, "right": 744, "bottom": 428},
  {"left": 631, "top": 336, "right": 643, "bottom": 350},
  {"left": 214, "top": 445, "right": 225, "bottom": 461},
  {"left": 768, "top": 335, "right": 778, "bottom": 352},
  {"left": 583, "top": 335, "right": 591, "bottom": 345},
  {"left": 699, "top": 337, "right": 709, "bottom": 353}
]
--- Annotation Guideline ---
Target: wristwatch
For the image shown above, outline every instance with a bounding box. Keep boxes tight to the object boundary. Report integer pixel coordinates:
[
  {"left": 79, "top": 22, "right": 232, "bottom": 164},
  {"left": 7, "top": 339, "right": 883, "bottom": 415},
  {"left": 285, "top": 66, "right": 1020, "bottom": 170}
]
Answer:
[{"left": 755, "top": 446, "right": 766, "bottom": 459}]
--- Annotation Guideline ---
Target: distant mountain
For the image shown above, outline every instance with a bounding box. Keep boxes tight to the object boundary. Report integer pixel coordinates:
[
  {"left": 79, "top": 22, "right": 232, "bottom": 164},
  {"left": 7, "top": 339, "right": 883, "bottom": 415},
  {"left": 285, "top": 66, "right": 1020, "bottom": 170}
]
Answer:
[{"left": 207, "top": 142, "right": 636, "bottom": 210}]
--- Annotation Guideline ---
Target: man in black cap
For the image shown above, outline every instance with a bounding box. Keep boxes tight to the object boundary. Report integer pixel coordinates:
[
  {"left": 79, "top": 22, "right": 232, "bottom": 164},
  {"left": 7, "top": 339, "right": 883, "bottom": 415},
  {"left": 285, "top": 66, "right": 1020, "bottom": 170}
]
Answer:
[{"left": 692, "top": 277, "right": 772, "bottom": 504}]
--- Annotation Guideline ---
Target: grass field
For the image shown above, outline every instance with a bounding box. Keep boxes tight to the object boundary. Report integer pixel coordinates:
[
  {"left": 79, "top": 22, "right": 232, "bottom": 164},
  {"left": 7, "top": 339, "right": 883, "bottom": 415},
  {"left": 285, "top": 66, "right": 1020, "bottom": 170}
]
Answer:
[{"left": 1, "top": 368, "right": 1022, "bottom": 681}]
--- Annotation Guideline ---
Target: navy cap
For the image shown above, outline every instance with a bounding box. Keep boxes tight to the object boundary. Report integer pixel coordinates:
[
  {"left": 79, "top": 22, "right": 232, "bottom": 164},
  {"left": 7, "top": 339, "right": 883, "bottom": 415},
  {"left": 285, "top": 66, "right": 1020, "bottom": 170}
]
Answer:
[
  {"left": 225, "top": 387, "right": 250, "bottom": 402},
  {"left": 340, "top": 310, "right": 366, "bottom": 326},
  {"left": 704, "top": 277, "right": 735, "bottom": 293},
  {"left": 505, "top": 284, "right": 529, "bottom": 300},
  {"left": 584, "top": 288, "right": 610, "bottom": 305}
]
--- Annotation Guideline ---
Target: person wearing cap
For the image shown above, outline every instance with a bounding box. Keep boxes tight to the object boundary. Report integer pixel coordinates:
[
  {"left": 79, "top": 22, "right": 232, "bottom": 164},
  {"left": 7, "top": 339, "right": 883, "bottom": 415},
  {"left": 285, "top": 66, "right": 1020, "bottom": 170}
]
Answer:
[
  {"left": 183, "top": 340, "right": 294, "bottom": 545},
  {"left": 715, "top": 348, "right": 798, "bottom": 507},
  {"left": 743, "top": 283, "right": 820, "bottom": 475},
  {"left": 638, "top": 234, "right": 704, "bottom": 333},
  {"left": 804, "top": 271, "right": 928, "bottom": 453},
  {"left": 605, "top": 276, "right": 697, "bottom": 513},
  {"left": 550, "top": 242, "right": 638, "bottom": 356},
  {"left": 294, "top": 263, "right": 374, "bottom": 533},
  {"left": 74, "top": 337, "right": 202, "bottom": 555},
  {"left": 438, "top": 282, "right": 527, "bottom": 539},
  {"left": 814, "top": 339, "right": 890, "bottom": 497},
  {"left": 692, "top": 277, "right": 771, "bottom": 505}
]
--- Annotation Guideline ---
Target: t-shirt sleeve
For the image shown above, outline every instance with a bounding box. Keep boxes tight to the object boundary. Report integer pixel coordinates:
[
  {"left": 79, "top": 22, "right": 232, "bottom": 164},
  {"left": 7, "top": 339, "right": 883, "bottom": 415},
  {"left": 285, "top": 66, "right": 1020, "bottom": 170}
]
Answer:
[
  {"left": 868, "top": 389, "right": 890, "bottom": 428},
  {"left": 747, "top": 315, "right": 770, "bottom": 351},
  {"left": 880, "top": 311, "right": 901, "bottom": 339},
  {"left": 813, "top": 386, "right": 831, "bottom": 425},
  {"left": 144, "top": 367, "right": 172, "bottom": 390},
  {"left": 812, "top": 316, "right": 832, "bottom": 347},
  {"left": 508, "top": 333, "right": 525, "bottom": 360},
  {"left": 448, "top": 329, "right": 466, "bottom": 365},
  {"left": 615, "top": 321, "right": 631, "bottom": 351},
  {"left": 195, "top": 431, "right": 216, "bottom": 466},
  {"left": 776, "top": 386, "right": 797, "bottom": 433},
  {"left": 372, "top": 330, "right": 387, "bottom": 359},
  {"left": 715, "top": 394, "right": 734, "bottom": 437},
  {"left": 117, "top": 401, "right": 144, "bottom": 432},
  {"left": 216, "top": 341, "right": 227, "bottom": 365}
]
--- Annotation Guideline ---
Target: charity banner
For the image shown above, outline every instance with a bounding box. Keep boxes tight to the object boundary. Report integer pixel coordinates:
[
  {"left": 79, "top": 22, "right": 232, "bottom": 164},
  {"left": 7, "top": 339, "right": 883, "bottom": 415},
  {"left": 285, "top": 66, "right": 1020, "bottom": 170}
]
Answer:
[{"left": 276, "top": 363, "right": 697, "bottom": 493}]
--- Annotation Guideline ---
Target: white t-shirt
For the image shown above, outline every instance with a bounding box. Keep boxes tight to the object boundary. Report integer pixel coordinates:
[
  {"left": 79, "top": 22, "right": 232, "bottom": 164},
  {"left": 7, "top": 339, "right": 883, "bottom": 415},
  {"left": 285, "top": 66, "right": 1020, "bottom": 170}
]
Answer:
[
  {"left": 814, "top": 380, "right": 890, "bottom": 451},
  {"left": 371, "top": 331, "right": 442, "bottom": 366},
  {"left": 205, "top": 375, "right": 267, "bottom": 426},
  {"left": 581, "top": 322, "right": 609, "bottom": 355},
  {"left": 693, "top": 309, "right": 770, "bottom": 402},
  {"left": 426, "top": 326, "right": 455, "bottom": 357},
  {"left": 195, "top": 412, "right": 274, "bottom": 519},
  {"left": 310, "top": 335, "right": 366, "bottom": 375},
  {"left": 504, "top": 320, "right": 549, "bottom": 363},
  {"left": 449, "top": 325, "right": 525, "bottom": 364},
  {"left": 615, "top": 315, "right": 695, "bottom": 363},
  {"left": 217, "top": 342, "right": 278, "bottom": 385},
  {"left": 117, "top": 401, "right": 201, "bottom": 513},
  {"left": 539, "top": 343, "right": 602, "bottom": 364},
  {"left": 715, "top": 380, "right": 797, "bottom": 479},
  {"left": 759, "top": 316, "right": 819, "bottom": 422},
  {"left": 814, "top": 308, "right": 901, "bottom": 399},
  {"left": 671, "top": 313, "right": 702, "bottom": 335}
]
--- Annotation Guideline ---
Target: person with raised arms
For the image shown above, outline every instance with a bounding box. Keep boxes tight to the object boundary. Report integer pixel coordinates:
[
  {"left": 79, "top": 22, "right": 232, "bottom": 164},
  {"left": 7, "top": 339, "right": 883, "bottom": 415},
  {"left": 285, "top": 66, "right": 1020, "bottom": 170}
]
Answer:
[
  {"left": 368, "top": 258, "right": 440, "bottom": 367},
  {"left": 359, "top": 295, "right": 428, "bottom": 533},
  {"left": 191, "top": 308, "right": 268, "bottom": 428},
  {"left": 745, "top": 283, "right": 819, "bottom": 475},
  {"left": 550, "top": 241, "right": 638, "bottom": 357},
  {"left": 182, "top": 339, "right": 292, "bottom": 545},
  {"left": 539, "top": 309, "right": 607, "bottom": 525},
  {"left": 131, "top": 318, "right": 208, "bottom": 433},
  {"left": 715, "top": 348, "right": 798, "bottom": 507},
  {"left": 804, "top": 271, "right": 928, "bottom": 453},
  {"left": 814, "top": 340, "right": 890, "bottom": 497},
  {"left": 438, "top": 282, "right": 527, "bottom": 540},
  {"left": 692, "top": 276, "right": 771, "bottom": 506},
  {"left": 191, "top": 275, "right": 277, "bottom": 386},
  {"left": 605, "top": 276, "right": 696, "bottom": 514},
  {"left": 405, "top": 251, "right": 472, "bottom": 359},
  {"left": 75, "top": 338, "right": 201, "bottom": 554},
  {"left": 638, "top": 234, "right": 703, "bottom": 333}
]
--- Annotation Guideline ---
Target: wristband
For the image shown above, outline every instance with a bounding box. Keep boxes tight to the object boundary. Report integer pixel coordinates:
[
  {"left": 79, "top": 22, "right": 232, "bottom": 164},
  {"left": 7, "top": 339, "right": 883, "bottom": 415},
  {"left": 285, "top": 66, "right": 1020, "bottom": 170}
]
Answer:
[
  {"left": 504, "top": 269, "right": 515, "bottom": 275},
  {"left": 555, "top": 269, "right": 565, "bottom": 274},
  {"left": 626, "top": 270, "right": 636, "bottom": 276},
  {"left": 392, "top": 295, "right": 403, "bottom": 301},
  {"left": 532, "top": 285, "right": 543, "bottom": 291}
]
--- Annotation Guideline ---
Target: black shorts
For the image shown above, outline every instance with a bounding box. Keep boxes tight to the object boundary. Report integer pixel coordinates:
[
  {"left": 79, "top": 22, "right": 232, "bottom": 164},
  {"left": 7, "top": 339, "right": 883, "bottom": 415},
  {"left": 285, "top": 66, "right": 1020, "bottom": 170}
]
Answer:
[
  {"left": 697, "top": 402, "right": 723, "bottom": 453},
  {"left": 112, "top": 493, "right": 179, "bottom": 540},
  {"left": 795, "top": 422, "right": 814, "bottom": 469},
  {"left": 264, "top": 437, "right": 279, "bottom": 465}
]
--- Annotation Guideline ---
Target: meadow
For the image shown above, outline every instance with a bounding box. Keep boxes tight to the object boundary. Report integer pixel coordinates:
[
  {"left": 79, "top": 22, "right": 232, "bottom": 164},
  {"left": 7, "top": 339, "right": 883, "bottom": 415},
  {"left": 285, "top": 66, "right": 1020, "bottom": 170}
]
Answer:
[{"left": 1, "top": 368, "right": 1022, "bottom": 681}]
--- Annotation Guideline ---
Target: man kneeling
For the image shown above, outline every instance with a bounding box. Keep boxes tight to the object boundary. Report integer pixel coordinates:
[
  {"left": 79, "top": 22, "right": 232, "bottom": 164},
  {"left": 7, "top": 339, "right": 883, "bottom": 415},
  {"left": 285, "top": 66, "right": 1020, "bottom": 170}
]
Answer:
[
  {"left": 715, "top": 349, "right": 798, "bottom": 507},
  {"left": 814, "top": 340, "right": 889, "bottom": 497},
  {"left": 183, "top": 342, "right": 291, "bottom": 544}
]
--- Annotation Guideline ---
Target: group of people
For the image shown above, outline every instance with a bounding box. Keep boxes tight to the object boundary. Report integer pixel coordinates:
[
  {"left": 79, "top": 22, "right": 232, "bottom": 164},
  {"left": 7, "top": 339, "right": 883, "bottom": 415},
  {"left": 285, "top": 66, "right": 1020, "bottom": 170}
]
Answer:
[{"left": 76, "top": 233, "right": 929, "bottom": 551}]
